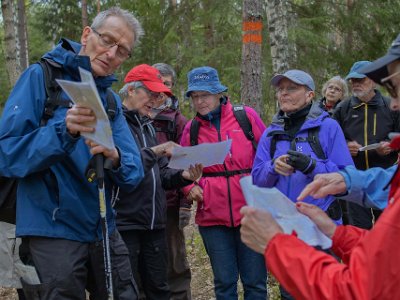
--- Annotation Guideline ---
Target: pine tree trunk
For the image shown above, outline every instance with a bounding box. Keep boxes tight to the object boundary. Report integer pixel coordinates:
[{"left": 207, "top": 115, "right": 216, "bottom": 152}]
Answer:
[
  {"left": 17, "top": 0, "right": 28, "bottom": 70},
  {"left": 1, "top": 0, "right": 21, "bottom": 86},
  {"left": 241, "top": 0, "right": 263, "bottom": 116},
  {"left": 266, "top": 0, "right": 296, "bottom": 75},
  {"left": 82, "top": 0, "right": 88, "bottom": 27}
]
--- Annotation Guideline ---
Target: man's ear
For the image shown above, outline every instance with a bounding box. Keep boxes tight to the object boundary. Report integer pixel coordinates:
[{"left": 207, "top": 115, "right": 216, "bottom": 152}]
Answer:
[
  {"left": 306, "top": 91, "right": 315, "bottom": 103},
  {"left": 80, "top": 26, "right": 92, "bottom": 47}
]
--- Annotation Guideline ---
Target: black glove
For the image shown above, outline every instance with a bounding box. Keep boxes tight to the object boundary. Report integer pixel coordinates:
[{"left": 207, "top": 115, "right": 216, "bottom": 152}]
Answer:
[{"left": 286, "top": 150, "right": 316, "bottom": 174}]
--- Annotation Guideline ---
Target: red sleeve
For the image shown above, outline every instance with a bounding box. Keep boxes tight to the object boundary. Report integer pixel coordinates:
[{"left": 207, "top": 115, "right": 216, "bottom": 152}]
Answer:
[
  {"left": 331, "top": 225, "right": 368, "bottom": 263},
  {"left": 264, "top": 198, "right": 400, "bottom": 300}
]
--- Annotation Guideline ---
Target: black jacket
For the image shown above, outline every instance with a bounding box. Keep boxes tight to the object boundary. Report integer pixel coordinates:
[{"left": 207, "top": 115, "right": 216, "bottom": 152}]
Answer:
[
  {"left": 333, "top": 90, "right": 399, "bottom": 170},
  {"left": 114, "top": 108, "right": 192, "bottom": 231}
]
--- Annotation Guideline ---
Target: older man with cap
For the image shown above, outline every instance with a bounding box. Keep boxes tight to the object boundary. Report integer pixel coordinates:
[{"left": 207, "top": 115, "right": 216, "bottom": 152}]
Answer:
[
  {"left": 114, "top": 64, "right": 203, "bottom": 300},
  {"left": 333, "top": 61, "right": 400, "bottom": 230},
  {"left": 180, "top": 66, "right": 267, "bottom": 300},
  {"left": 251, "top": 69, "right": 352, "bottom": 299},
  {"left": 240, "top": 35, "right": 400, "bottom": 300}
]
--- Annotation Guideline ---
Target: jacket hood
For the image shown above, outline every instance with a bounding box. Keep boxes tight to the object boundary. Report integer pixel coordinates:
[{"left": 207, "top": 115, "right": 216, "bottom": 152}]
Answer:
[
  {"left": 42, "top": 38, "right": 117, "bottom": 88},
  {"left": 271, "top": 101, "right": 329, "bottom": 132}
]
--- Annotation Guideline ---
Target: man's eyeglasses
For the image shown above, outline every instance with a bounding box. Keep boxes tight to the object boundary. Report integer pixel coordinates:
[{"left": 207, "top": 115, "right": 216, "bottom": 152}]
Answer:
[
  {"left": 381, "top": 70, "right": 400, "bottom": 98},
  {"left": 91, "top": 28, "right": 132, "bottom": 60}
]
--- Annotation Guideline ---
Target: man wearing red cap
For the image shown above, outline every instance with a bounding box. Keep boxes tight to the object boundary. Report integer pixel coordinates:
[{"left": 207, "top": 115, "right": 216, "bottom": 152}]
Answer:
[
  {"left": 240, "top": 33, "right": 400, "bottom": 300},
  {"left": 113, "top": 64, "right": 202, "bottom": 300}
]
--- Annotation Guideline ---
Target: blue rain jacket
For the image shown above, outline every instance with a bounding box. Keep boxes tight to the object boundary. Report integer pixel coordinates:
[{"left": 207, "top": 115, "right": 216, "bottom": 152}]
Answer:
[{"left": 0, "top": 39, "right": 144, "bottom": 242}]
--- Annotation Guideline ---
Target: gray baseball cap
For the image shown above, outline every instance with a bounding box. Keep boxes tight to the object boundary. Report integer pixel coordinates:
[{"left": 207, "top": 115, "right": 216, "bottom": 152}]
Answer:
[{"left": 271, "top": 69, "right": 315, "bottom": 91}]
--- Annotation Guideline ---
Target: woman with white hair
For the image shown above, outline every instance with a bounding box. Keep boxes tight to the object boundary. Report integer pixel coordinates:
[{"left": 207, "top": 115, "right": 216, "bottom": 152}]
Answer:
[{"left": 318, "top": 76, "right": 349, "bottom": 115}]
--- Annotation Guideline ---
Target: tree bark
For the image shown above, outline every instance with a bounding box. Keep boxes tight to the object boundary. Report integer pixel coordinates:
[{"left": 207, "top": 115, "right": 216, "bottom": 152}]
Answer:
[
  {"left": 82, "top": 0, "right": 88, "bottom": 27},
  {"left": 241, "top": 0, "right": 263, "bottom": 116},
  {"left": 1, "top": 0, "right": 21, "bottom": 86},
  {"left": 266, "top": 0, "right": 296, "bottom": 75},
  {"left": 17, "top": 0, "right": 28, "bottom": 70}
]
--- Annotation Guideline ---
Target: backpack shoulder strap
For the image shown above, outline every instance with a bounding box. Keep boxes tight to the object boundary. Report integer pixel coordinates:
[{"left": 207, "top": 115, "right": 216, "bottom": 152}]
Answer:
[
  {"left": 268, "top": 130, "right": 290, "bottom": 158},
  {"left": 189, "top": 119, "right": 200, "bottom": 146},
  {"left": 39, "top": 58, "right": 72, "bottom": 126},
  {"left": 232, "top": 105, "right": 257, "bottom": 150},
  {"left": 307, "top": 126, "right": 326, "bottom": 160},
  {"left": 105, "top": 88, "right": 117, "bottom": 121}
]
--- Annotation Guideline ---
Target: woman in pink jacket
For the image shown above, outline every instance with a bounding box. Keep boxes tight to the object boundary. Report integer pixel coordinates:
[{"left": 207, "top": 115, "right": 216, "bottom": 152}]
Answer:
[{"left": 180, "top": 66, "right": 267, "bottom": 300}]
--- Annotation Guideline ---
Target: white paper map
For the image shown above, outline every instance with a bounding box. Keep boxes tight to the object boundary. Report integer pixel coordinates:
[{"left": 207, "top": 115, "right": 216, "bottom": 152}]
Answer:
[
  {"left": 240, "top": 176, "right": 332, "bottom": 249},
  {"left": 358, "top": 143, "right": 380, "bottom": 151},
  {"left": 168, "top": 140, "right": 232, "bottom": 169},
  {"left": 56, "top": 68, "right": 115, "bottom": 150}
]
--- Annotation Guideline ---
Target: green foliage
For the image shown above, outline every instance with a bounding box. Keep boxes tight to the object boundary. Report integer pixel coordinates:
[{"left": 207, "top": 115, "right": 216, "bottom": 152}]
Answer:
[{"left": 1, "top": 0, "right": 400, "bottom": 118}]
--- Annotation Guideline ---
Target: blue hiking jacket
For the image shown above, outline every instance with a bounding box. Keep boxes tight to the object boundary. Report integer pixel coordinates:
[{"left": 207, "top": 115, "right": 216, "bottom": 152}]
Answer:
[
  {"left": 0, "top": 39, "right": 144, "bottom": 242},
  {"left": 252, "top": 102, "right": 354, "bottom": 212}
]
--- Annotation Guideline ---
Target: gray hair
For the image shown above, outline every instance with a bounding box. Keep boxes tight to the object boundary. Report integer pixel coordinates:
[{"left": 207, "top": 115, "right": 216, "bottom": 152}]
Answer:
[
  {"left": 91, "top": 7, "right": 144, "bottom": 46},
  {"left": 152, "top": 63, "right": 177, "bottom": 85},
  {"left": 119, "top": 81, "right": 145, "bottom": 99},
  {"left": 321, "top": 76, "right": 349, "bottom": 99}
]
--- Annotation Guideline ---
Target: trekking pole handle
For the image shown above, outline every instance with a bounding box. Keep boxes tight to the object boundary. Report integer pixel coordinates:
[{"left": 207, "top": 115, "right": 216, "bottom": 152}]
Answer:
[{"left": 95, "top": 154, "right": 105, "bottom": 187}]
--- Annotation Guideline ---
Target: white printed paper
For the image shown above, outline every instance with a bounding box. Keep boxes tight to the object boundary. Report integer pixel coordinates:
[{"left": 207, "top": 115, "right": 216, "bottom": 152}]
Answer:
[
  {"left": 168, "top": 140, "right": 232, "bottom": 169},
  {"left": 56, "top": 68, "right": 114, "bottom": 150},
  {"left": 240, "top": 176, "right": 332, "bottom": 249},
  {"left": 358, "top": 143, "right": 380, "bottom": 151}
]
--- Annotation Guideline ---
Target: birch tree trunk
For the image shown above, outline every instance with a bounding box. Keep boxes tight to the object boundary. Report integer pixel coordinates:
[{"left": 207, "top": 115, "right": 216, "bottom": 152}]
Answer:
[
  {"left": 1, "top": 0, "right": 21, "bottom": 86},
  {"left": 241, "top": 0, "right": 263, "bottom": 116},
  {"left": 266, "top": 0, "right": 296, "bottom": 75},
  {"left": 17, "top": 0, "right": 28, "bottom": 70}
]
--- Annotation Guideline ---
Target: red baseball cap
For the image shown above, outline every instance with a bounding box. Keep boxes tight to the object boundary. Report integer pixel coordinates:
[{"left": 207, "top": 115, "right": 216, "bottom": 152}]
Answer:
[{"left": 124, "top": 64, "right": 172, "bottom": 96}]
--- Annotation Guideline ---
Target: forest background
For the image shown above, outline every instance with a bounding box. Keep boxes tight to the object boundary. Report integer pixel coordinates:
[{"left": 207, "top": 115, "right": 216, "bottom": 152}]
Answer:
[{"left": 1, "top": 0, "right": 400, "bottom": 122}]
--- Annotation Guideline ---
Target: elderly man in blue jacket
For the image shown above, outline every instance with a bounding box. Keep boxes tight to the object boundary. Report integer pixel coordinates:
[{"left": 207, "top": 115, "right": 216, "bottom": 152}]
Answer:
[{"left": 0, "top": 7, "right": 144, "bottom": 300}]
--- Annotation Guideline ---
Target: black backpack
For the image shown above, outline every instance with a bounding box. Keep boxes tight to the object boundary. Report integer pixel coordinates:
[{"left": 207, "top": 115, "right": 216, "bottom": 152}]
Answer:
[
  {"left": 0, "top": 59, "right": 117, "bottom": 224},
  {"left": 189, "top": 104, "right": 257, "bottom": 150},
  {"left": 268, "top": 126, "right": 326, "bottom": 160}
]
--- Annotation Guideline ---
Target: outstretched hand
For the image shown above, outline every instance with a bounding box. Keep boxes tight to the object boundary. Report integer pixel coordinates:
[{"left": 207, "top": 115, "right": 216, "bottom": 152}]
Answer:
[
  {"left": 297, "top": 172, "right": 346, "bottom": 201},
  {"left": 151, "top": 141, "right": 179, "bottom": 157}
]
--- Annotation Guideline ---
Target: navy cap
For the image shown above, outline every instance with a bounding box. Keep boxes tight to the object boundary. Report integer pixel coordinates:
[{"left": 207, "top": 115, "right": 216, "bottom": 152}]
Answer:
[
  {"left": 359, "top": 34, "right": 400, "bottom": 83},
  {"left": 185, "top": 66, "right": 227, "bottom": 97},
  {"left": 345, "top": 61, "right": 372, "bottom": 80},
  {"left": 271, "top": 69, "right": 315, "bottom": 91}
]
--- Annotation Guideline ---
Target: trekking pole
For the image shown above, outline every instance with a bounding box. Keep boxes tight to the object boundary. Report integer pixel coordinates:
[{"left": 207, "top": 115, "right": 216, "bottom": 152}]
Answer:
[{"left": 95, "top": 154, "right": 114, "bottom": 300}]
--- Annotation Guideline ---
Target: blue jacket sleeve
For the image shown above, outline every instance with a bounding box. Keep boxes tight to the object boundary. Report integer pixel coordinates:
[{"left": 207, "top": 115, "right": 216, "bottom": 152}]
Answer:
[
  {"left": 338, "top": 165, "right": 394, "bottom": 210},
  {"left": 252, "top": 129, "right": 280, "bottom": 187}
]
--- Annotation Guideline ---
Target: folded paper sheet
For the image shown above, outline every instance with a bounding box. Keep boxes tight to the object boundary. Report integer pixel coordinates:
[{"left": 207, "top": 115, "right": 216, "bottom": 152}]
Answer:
[
  {"left": 168, "top": 140, "right": 232, "bottom": 170},
  {"left": 240, "top": 176, "right": 332, "bottom": 249},
  {"left": 56, "top": 67, "right": 114, "bottom": 150}
]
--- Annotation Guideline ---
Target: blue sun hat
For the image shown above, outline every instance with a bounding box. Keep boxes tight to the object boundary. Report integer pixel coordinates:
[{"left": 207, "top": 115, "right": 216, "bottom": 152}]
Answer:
[{"left": 185, "top": 66, "right": 228, "bottom": 97}]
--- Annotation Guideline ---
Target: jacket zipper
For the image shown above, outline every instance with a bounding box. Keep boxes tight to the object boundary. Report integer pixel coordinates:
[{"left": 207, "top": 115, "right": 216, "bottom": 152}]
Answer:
[
  {"left": 137, "top": 116, "right": 157, "bottom": 230},
  {"left": 364, "top": 105, "right": 369, "bottom": 169}
]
